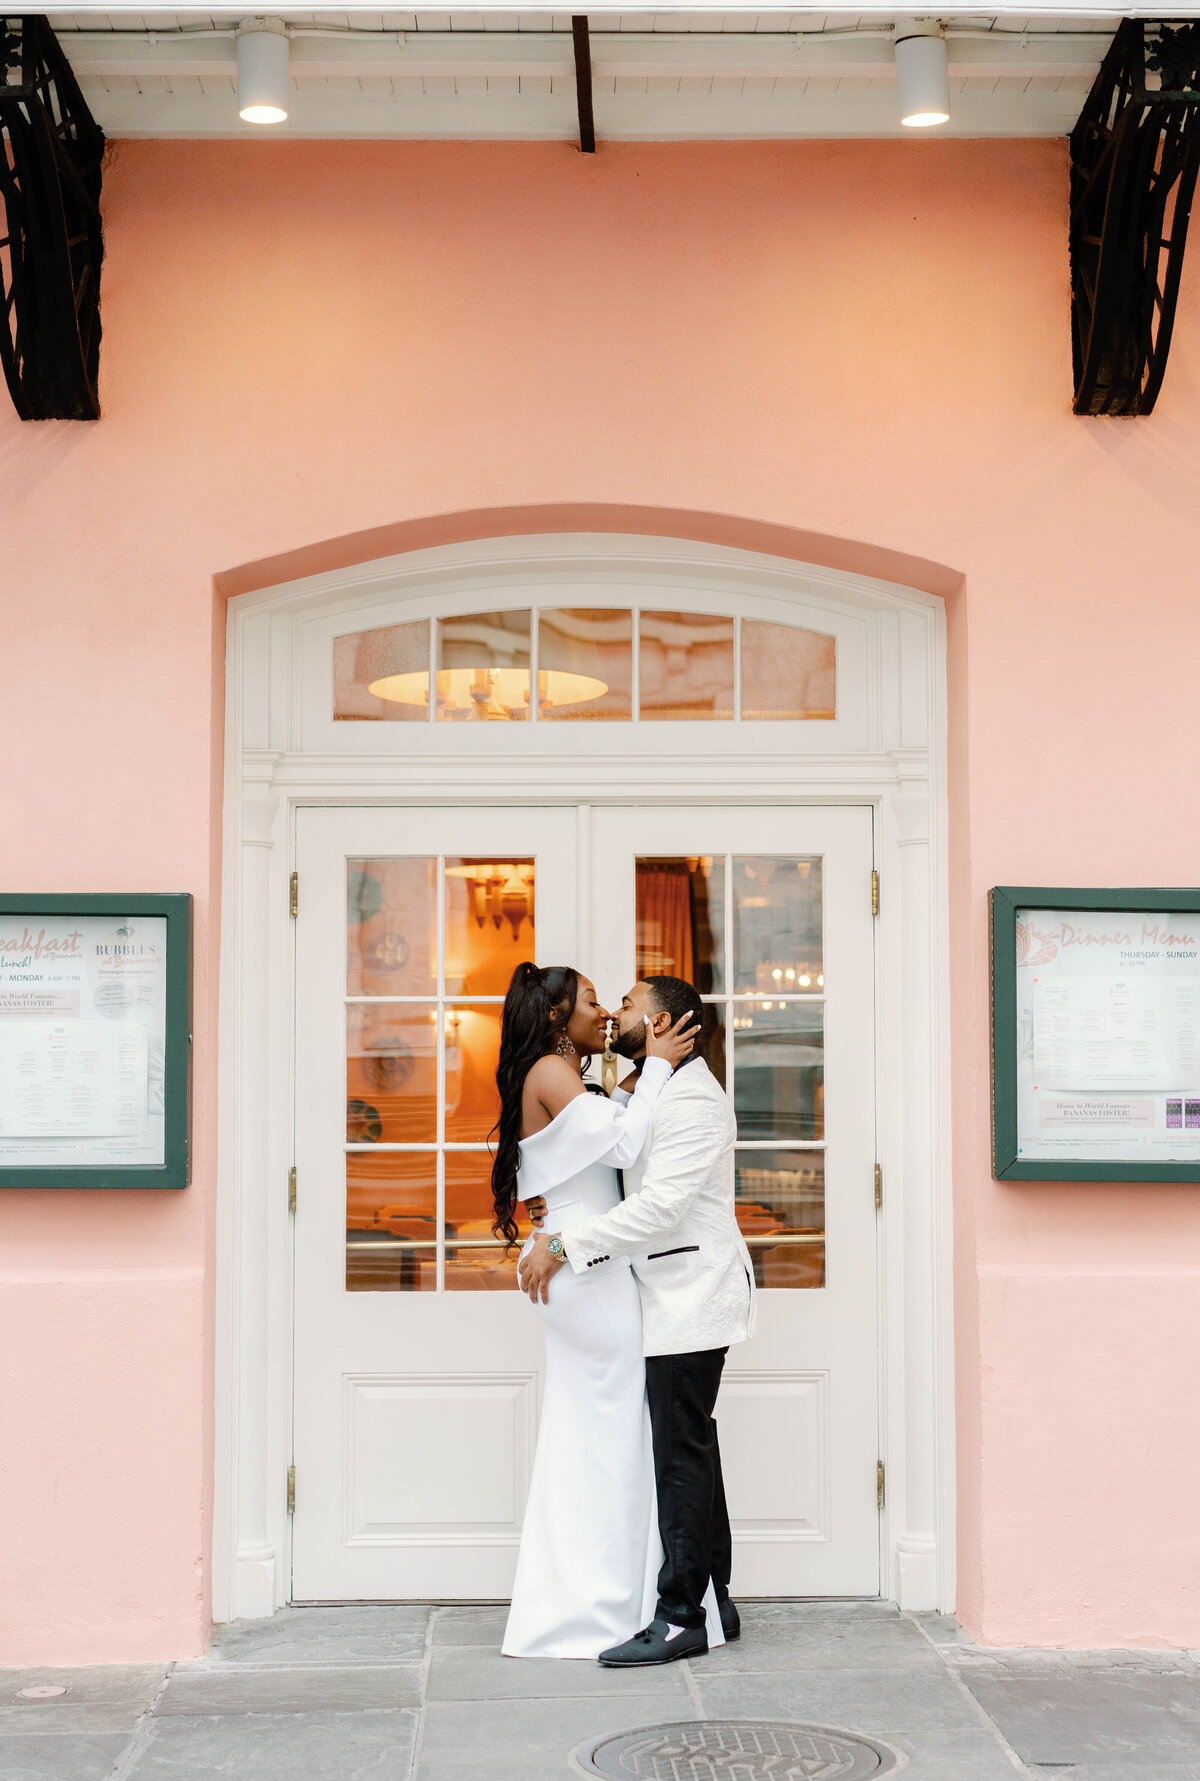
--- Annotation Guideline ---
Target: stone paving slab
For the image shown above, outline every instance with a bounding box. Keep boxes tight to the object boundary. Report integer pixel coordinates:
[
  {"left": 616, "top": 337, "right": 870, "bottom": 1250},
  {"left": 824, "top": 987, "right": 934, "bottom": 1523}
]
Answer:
[
  {"left": 0, "top": 1665, "right": 167, "bottom": 1705},
  {"left": 958, "top": 1669, "right": 1200, "bottom": 1766},
  {"left": 881, "top": 1727, "right": 1028, "bottom": 1780},
  {"left": 426, "top": 1644, "right": 693, "bottom": 1702},
  {"left": 700, "top": 1612, "right": 941, "bottom": 1672},
  {"left": 202, "top": 1605, "right": 430, "bottom": 1668},
  {"left": 124, "top": 1708, "right": 417, "bottom": 1779},
  {"left": 0, "top": 1731, "right": 131, "bottom": 1780},
  {"left": 948, "top": 1645, "right": 1200, "bottom": 1673},
  {"left": 692, "top": 1666, "right": 986, "bottom": 1737},
  {"left": 912, "top": 1613, "right": 977, "bottom": 1647},
  {"left": 156, "top": 1663, "right": 423, "bottom": 1713},
  {"left": 421, "top": 1696, "right": 702, "bottom": 1780},
  {"left": 1021, "top": 1767, "right": 1200, "bottom": 1780},
  {"left": 430, "top": 1606, "right": 511, "bottom": 1647},
  {"left": 0, "top": 1702, "right": 152, "bottom": 1734}
]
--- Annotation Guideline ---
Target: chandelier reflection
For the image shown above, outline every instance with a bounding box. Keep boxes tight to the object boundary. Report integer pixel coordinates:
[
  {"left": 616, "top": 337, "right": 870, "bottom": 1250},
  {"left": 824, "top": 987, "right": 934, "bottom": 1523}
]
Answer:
[
  {"left": 368, "top": 667, "right": 608, "bottom": 722},
  {"left": 445, "top": 861, "right": 535, "bottom": 940}
]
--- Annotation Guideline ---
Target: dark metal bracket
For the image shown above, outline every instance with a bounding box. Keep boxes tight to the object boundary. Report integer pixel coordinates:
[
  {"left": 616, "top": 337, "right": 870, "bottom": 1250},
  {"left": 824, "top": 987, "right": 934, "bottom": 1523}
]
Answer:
[
  {"left": 1, "top": 14, "right": 105, "bottom": 420},
  {"left": 572, "top": 15, "right": 595, "bottom": 155},
  {"left": 1071, "top": 19, "right": 1200, "bottom": 415}
]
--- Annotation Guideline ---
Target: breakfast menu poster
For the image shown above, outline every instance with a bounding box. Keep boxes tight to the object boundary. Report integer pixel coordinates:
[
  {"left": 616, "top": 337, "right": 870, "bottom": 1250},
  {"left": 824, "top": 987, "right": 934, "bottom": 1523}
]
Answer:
[
  {"left": 0, "top": 915, "right": 167, "bottom": 1167},
  {"left": 1015, "top": 907, "right": 1200, "bottom": 1163}
]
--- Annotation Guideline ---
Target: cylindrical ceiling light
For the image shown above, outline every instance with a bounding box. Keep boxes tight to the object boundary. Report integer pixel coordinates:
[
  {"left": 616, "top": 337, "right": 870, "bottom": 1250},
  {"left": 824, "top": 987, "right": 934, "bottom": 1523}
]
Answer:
[
  {"left": 894, "top": 19, "right": 950, "bottom": 129},
  {"left": 237, "top": 18, "right": 290, "bottom": 125}
]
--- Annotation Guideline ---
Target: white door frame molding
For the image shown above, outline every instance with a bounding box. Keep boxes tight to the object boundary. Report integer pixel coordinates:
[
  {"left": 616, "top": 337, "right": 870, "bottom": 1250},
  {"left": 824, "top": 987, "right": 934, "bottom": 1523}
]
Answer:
[{"left": 213, "top": 531, "right": 953, "bottom": 1622}]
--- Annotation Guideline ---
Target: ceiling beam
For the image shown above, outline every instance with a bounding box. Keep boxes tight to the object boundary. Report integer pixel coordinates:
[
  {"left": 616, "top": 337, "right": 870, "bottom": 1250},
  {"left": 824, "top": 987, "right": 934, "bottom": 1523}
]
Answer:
[
  {"left": 65, "top": 85, "right": 1094, "bottom": 142},
  {"left": 571, "top": 16, "right": 595, "bottom": 154},
  {"left": 58, "top": 28, "right": 1112, "bottom": 85}
]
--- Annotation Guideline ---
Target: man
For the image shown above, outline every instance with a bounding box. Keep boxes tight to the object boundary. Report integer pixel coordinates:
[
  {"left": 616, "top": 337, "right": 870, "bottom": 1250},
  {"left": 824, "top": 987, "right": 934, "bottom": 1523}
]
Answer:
[{"left": 519, "top": 974, "right": 756, "bottom": 1667}]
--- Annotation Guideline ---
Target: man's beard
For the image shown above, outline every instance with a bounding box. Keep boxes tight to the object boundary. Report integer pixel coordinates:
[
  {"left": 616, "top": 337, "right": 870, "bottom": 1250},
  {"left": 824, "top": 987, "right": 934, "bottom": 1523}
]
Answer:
[{"left": 613, "top": 1018, "right": 646, "bottom": 1061}]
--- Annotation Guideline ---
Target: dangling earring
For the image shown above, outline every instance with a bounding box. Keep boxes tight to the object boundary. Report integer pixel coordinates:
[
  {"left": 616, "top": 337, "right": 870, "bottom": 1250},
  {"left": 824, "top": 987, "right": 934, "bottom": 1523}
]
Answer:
[
  {"left": 555, "top": 1032, "right": 576, "bottom": 1059},
  {"left": 601, "top": 1019, "right": 618, "bottom": 1096}
]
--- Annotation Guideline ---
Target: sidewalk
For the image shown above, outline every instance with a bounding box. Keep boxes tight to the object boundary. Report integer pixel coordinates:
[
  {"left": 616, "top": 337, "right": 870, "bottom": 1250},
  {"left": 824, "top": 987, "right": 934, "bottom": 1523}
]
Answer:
[{"left": 3, "top": 1601, "right": 1199, "bottom": 1780}]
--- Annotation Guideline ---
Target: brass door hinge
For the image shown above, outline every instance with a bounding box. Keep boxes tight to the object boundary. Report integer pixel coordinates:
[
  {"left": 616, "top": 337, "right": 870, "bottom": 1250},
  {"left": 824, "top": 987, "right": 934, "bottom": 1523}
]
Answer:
[
  {"left": 289, "top": 872, "right": 299, "bottom": 918},
  {"left": 870, "top": 869, "right": 880, "bottom": 917},
  {"left": 874, "top": 1163, "right": 882, "bottom": 1211},
  {"left": 877, "top": 1461, "right": 885, "bottom": 1509},
  {"left": 288, "top": 1165, "right": 297, "bottom": 1214},
  {"left": 287, "top": 1466, "right": 296, "bottom": 1515}
]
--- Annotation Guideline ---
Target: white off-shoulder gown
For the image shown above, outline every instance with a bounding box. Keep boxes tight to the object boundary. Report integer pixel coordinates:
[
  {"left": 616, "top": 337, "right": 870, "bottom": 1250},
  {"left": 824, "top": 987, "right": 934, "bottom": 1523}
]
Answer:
[{"left": 502, "top": 1061, "right": 724, "bottom": 1660}]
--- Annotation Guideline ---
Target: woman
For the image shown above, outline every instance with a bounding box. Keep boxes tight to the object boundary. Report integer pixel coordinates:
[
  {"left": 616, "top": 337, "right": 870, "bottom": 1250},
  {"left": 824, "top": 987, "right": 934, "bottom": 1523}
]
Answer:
[{"left": 493, "top": 961, "right": 715, "bottom": 1660}]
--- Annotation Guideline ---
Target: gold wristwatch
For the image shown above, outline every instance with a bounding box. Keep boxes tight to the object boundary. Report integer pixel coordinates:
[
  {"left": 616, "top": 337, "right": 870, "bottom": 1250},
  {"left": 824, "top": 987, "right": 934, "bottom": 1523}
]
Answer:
[{"left": 547, "top": 1234, "right": 565, "bottom": 1259}]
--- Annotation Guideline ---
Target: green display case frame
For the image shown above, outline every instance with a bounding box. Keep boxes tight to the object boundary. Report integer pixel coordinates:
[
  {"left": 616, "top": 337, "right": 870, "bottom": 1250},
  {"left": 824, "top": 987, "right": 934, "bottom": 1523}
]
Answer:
[
  {"left": 0, "top": 892, "right": 192, "bottom": 1189},
  {"left": 991, "top": 885, "right": 1200, "bottom": 1182}
]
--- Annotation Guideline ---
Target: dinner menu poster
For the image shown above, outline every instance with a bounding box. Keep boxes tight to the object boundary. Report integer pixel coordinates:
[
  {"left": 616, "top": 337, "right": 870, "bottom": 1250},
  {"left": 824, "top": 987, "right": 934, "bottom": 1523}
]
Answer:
[
  {"left": 0, "top": 915, "right": 167, "bottom": 1167},
  {"left": 1015, "top": 907, "right": 1200, "bottom": 1163}
]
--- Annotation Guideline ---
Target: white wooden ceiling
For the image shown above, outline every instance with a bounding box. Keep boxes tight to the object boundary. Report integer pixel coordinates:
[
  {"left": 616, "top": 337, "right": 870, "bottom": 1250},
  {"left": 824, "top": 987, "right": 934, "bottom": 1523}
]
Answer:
[{"left": 39, "top": 7, "right": 1187, "bottom": 139}]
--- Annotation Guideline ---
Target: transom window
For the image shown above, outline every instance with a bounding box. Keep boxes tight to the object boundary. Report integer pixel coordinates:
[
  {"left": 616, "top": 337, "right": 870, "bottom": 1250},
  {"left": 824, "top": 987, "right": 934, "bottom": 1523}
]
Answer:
[{"left": 333, "top": 608, "right": 835, "bottom": 724}]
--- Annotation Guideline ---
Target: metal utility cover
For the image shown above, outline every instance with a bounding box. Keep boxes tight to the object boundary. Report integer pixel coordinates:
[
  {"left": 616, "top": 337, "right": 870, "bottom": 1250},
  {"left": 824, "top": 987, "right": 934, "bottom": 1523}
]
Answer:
[{"left": 577, "top": 1719, "right": 899, "bottom": 1780}]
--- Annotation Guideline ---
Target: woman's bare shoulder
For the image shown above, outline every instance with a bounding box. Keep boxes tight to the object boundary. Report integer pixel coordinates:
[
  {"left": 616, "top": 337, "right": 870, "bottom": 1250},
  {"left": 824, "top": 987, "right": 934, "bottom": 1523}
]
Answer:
[{"left": 525, "top": 1055, "right": 587, "bottom": 1116}]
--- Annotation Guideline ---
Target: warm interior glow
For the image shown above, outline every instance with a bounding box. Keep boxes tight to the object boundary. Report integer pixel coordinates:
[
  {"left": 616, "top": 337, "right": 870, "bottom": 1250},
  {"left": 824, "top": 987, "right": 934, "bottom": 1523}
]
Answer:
[
  {"left": 239, "top": 102, "right": 288, "bottom": 123},
  {"left": 901, "top": 109, "right": 950, "bottom": 127},
  {"left": 368, "top": 667, "right": 608, "bottom": 717}
]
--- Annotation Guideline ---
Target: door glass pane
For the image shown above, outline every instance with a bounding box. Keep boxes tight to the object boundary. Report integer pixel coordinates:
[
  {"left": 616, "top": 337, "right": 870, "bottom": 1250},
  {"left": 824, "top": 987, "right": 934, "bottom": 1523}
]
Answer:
[
  {"left": 736, "top": 1150, "right": 825, "bottom": 1289},
  {"left": 445, "top": 1150, "right": 524, "bottom": 1292},
  {"left": 741, "top": 620, "right": 836, "bottom": 720},
  {"left": 436, "top": 611, "right": 532, "bottom": 722},
  {"left": 347, "top": 858, "right": 436, "bottom": 996},
  {"left": 639, "top": 612, "right": 734, "bottom": 720},
  {"left": 732, "top": 856, "right": 823, "bottom": 992},
  {"left": 733, "top": 1003, "right": 824, "bottom": 1141},
  {"left": 538, "top": 609, "right": 632, "bottom": 721},
  {"left": 635, "top": 856, "right": 725, "bottom": 993},
  {"left": 346, "top": 855, "right": 535, "bottom": 1291},
  {"left": 444, "top": 1005, "right": 503, "bottom": 1143},
  {"left": 346, "top": 1152, "right": 437, "bottom": 1292},
  {"left": 334, "top": 620, "right": 430, "bottom": 722},
  {"left": 445, "top": 858, "right": 534, "bottom": 994},
  {"left": 347, "top": 1004, "right": 436, "bottom": 1143},
  {"left": 696, "top": 1004, "right": 727, "bottom": 1092}
]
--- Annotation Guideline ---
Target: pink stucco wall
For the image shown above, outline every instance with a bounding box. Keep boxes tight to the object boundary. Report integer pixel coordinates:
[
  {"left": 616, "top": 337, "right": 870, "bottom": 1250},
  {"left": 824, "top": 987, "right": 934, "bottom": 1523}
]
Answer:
[{"left": 2, "top": 137, "right": 1199, "bottom": 1662}]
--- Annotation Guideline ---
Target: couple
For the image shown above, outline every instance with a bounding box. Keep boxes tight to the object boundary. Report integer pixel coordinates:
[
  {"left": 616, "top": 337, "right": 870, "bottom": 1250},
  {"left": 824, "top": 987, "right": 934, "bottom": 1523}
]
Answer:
[{"left": 492, "top": 961, "right": 756, "bottom": 1666}]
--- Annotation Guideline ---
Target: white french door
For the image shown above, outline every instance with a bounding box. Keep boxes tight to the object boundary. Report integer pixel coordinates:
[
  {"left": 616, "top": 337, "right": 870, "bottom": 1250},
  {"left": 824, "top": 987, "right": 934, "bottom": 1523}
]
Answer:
[
  {"left": 591, "top": 807, "right": 879, "bottom": 1597},
  {"left": 291, "top": 802, "right": 878, "bottom": 1601},
  {"left": 292, "top": 807, "right": 576, "bottom": 1600}
]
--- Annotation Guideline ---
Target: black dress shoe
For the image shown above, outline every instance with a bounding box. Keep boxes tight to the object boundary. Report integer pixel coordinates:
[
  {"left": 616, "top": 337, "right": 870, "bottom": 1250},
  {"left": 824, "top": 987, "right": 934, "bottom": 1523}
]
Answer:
[
  {"left": 719, "top": 1598, "right": 741, "bottom": 1641},
  {"left": 597, "top": 1617, "right": 709, "bottom": 1667}
]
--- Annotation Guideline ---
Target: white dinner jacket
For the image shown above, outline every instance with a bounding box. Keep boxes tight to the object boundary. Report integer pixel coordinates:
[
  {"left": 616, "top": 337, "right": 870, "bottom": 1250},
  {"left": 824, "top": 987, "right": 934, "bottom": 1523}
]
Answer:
[{"left": 562, "top": 1057, "right": 757, "bottom": 1358}]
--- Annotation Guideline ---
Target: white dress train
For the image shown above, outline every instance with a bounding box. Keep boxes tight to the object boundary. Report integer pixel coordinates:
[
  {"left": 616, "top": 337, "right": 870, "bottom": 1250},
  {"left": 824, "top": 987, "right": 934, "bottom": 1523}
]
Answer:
[{"left": 502, "top": 1066, "right": 724, "bottom": 1660}]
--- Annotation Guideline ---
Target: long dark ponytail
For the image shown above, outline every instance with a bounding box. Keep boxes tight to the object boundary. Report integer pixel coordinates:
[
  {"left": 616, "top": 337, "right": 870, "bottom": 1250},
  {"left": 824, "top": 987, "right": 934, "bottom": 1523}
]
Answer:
[{"left": 490, "top": 962, "right": 579, "bottom": 1246}]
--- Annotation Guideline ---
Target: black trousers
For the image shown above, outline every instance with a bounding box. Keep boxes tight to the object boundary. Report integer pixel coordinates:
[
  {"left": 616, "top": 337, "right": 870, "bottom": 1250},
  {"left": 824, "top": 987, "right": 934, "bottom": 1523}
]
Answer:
[{"left": 645, "top": 1347, "right": 731, "bottom": 1629}]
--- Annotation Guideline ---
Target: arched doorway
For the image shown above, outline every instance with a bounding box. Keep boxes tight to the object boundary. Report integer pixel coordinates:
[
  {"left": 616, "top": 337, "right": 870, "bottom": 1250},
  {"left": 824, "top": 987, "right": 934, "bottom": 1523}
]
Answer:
[{"left": 215, "top": 531, "right": 952, "bottom": 1619}]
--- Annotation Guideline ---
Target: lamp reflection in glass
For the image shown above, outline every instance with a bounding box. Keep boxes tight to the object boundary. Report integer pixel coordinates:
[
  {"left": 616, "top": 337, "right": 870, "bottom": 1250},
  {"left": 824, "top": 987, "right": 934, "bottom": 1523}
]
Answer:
[
  {"left": 444, "top": 862, "right": 535, "bottom": 941},
  {"left": 368, "top": 667, "right": 608, "bottom": 722}
]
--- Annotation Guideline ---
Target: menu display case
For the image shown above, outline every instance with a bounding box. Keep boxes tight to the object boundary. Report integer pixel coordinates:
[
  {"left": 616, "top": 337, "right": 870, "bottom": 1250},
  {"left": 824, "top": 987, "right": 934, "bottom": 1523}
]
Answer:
[
  {"left": 991, "top": 886, "right": 1200, "bottom": 1182},
  {"left": 0, "top": 893, "right": 192, "bottom": 1188}
]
